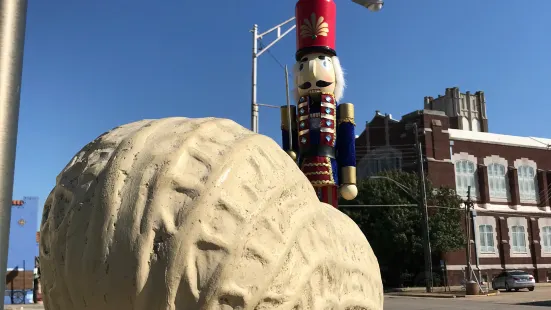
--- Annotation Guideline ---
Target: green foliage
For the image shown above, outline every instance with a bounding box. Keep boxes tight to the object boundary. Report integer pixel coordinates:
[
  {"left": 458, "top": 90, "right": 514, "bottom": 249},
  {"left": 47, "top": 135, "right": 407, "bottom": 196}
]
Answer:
[{"left": 340, "top": 170, "right": 464, "bottom": 287}]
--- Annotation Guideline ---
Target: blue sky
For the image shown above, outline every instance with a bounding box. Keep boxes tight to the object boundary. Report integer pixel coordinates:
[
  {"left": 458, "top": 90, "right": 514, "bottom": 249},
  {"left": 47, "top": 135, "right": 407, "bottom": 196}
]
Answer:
[{"left": 12, "top": 0, "right": 551, "bottom": 211}]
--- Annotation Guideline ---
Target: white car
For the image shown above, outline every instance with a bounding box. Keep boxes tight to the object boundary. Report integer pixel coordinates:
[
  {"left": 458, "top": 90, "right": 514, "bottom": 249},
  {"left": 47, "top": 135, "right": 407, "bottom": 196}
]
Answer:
[{"left": 491, "top": 270, "right": 536, "bottom": 292}]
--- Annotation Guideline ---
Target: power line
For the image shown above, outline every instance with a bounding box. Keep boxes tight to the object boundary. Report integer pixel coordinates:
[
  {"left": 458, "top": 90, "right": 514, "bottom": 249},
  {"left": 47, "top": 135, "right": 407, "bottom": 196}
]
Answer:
[{"left": 258, "top": 39, "right": 292, "bottom": 78}]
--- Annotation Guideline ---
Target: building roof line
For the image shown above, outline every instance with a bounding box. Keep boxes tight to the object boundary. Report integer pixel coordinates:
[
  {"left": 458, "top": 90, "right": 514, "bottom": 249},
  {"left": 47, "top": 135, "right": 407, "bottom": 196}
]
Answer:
[{"left": 449, "top": 128, "right": 551, "bottom": 151}]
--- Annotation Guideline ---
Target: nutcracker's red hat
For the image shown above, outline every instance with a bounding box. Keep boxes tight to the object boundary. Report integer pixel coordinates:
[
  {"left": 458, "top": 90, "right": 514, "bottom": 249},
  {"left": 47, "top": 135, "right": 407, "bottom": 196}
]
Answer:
[{"left": 295, "top": 0, "right": 337, "bottom": 61}]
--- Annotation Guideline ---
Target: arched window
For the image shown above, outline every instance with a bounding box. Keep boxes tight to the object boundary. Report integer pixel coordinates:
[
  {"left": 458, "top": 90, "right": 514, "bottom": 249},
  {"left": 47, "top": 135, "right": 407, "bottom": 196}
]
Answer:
[
  {"left": 488, "top": 163, "right": 508, "bottom": 199},
  {"left": 517, "top": 165, "right": 538, "bottom": 202},
  {"left": 455, "top": 159, "right": 477, "bottom": 197}
]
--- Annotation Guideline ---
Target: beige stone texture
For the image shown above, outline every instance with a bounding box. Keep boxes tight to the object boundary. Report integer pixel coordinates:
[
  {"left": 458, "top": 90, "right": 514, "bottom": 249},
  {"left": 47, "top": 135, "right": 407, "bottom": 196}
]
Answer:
[{"left": 39, "top": 117, "right": 383, "bottom": 310}]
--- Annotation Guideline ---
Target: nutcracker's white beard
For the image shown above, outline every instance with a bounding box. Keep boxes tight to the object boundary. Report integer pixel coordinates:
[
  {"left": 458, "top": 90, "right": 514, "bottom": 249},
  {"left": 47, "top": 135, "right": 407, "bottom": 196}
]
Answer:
[{"left": 292, "top": 56, "right": 346, "bottom": 103}]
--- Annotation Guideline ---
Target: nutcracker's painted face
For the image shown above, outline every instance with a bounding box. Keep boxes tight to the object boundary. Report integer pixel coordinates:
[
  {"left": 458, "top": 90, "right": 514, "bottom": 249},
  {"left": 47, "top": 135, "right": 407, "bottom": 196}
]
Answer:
[{"left": 293, "top": 53, "right": 345, "bottom": 102}]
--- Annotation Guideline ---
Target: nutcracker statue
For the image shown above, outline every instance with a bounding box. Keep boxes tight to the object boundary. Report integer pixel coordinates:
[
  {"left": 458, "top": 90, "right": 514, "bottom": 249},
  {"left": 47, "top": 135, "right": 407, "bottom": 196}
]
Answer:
[{"left": 281, "top": 0, "right": 357, "bottom": 208}]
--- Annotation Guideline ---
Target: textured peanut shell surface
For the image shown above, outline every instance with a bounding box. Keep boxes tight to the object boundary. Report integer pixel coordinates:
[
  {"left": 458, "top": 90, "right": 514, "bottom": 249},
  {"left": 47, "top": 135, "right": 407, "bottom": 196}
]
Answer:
[{"left": 39, "top": 117, "right": 383, "bottom": 310}]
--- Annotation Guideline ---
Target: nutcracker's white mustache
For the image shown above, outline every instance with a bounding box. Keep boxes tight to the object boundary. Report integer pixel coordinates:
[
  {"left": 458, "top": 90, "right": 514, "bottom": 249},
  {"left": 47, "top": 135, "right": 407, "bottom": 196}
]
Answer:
[{"left": 298, "top": 80, "right": 333, "bottom": 90}]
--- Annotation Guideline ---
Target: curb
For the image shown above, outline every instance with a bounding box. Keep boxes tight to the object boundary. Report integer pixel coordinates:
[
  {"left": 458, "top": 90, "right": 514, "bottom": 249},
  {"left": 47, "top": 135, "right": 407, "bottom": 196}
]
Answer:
[
  {"left": 386, "top": 293, "right": 460, "bottom": 299},
  {"left": 385, "top": 282, "right": 551, "bottom": 293},
  {"left": 464, "top": 292, "right": 500, "bottom": 298},
  {"left": 386, "top": 290, "right": 500, "bottom": 299}
]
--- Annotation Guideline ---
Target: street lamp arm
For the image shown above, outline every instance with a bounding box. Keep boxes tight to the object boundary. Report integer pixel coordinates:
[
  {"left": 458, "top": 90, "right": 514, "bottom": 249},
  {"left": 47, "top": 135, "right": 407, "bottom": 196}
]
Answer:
[
  {"left": 257, "top": 17, "right": 296, "bottom": 39},
  {"left": 256, "top": 24, "right": 296, "bottom": 57},
  {"left": 256, "top": 103, "right": 280, "bottom": 109}
]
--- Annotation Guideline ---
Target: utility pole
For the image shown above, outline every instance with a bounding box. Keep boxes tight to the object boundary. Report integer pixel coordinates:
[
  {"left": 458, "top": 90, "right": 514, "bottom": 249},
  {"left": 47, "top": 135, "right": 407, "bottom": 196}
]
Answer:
[
  {"left": 0, "top": 0, "right": 29, "bottom": 308},
  {"left": 465, "top": 186, "right": 473, "bottom": 282},
  {"left": 463, "top": 186, "right": 480, "bottom": 295},
  {"left": 413, "top": 123, "right": 433, "bottom": 293}
]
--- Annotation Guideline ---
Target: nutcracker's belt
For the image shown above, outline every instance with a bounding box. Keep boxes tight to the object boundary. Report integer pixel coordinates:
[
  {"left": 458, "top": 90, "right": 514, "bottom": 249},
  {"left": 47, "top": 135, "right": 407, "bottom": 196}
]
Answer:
[{"left": 300, "top": 145, "right": 336, "bottom": 159}]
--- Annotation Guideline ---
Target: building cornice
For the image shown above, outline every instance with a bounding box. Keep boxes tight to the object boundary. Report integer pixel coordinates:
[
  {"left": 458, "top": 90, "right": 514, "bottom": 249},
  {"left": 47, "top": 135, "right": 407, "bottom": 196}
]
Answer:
[{"left": 449, "top": 129, "right": 551, "bottom": 151}]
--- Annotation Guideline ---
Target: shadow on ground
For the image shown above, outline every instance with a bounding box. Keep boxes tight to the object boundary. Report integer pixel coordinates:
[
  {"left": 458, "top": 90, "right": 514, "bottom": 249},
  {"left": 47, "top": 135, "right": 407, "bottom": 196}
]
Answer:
[{"left": 517, "top": 300, "right": 551, "bottom": 307}]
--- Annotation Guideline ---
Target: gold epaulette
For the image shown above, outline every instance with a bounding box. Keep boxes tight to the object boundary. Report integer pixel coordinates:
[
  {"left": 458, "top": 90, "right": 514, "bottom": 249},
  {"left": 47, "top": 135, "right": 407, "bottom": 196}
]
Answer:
[{"left": 338, "top": 103, "right": 356, "bottom": 126}]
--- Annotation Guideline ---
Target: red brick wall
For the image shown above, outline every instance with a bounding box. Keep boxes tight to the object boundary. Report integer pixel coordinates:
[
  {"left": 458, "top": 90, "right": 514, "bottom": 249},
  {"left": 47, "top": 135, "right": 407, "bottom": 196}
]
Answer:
[{"left": 5, "top": 270, "right": 33, "bottom": 290}]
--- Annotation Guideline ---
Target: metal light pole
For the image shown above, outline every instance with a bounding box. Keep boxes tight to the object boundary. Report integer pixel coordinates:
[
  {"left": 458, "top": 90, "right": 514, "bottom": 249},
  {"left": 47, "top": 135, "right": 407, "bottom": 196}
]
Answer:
[
  {"left": 250, "top": 0, "right": 384, "bottom": 133},
  {"left": 250, "top": 17, "right": 296, "bottom": 133},
  {"left": 0, "top": 0, "right": 28, "bottom": 308}
]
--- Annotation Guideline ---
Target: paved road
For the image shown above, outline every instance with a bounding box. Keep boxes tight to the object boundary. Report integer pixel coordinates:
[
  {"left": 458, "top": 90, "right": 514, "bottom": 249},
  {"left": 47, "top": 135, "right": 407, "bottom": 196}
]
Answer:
[
  {"left": 5, "top": 289, "right": 551, "bottom": 309},
  {"left": 386, "top": 296, "right": 550, "bottom": 310},
  {"left": 386, "top": 287, "right": 551, "bottom": 310}
]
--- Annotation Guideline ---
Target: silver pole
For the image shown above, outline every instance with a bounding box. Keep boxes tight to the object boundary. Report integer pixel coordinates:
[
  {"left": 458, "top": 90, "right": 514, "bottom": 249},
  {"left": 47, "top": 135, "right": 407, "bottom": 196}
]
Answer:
[
  {"left": 284, "top": 65, "right": 292, "bottom": 149},
  {"left": 0, "top": 0, "right": 28, "bottom": 308},
  {"left": 251, "top": 24, "right": 259, "bottom": 133}
]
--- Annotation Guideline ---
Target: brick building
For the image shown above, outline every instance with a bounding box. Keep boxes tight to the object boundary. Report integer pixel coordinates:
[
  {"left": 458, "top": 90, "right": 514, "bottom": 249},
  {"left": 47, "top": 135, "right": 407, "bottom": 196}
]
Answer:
[
  {"left": 4, "top": 197, "right": 39, "bottom": 305},
  {"left": 355, "top": 87, "right": 551, "bottom": 285}
]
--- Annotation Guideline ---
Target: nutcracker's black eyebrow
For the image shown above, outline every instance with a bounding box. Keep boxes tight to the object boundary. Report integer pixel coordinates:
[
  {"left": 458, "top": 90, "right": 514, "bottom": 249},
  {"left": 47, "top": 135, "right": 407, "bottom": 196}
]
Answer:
[
  {"left": 301, "top": 57, "right": 308, "bottom": 62},
  {"left": 318, "top": 56, "right": 326, "bottom": 60}
]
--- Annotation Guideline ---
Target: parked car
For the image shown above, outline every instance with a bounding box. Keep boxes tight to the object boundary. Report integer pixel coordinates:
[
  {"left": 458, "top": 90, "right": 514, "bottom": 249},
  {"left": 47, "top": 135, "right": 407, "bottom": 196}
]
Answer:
[{"left": 491, "top": 270, "right": 535, "bottom": 292}]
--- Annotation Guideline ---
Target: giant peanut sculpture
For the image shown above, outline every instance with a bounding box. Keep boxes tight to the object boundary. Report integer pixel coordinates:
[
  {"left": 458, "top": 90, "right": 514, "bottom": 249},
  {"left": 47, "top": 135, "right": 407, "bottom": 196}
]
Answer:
[{"left": 39, "top": 117, "right": 383, "bottom": 310}]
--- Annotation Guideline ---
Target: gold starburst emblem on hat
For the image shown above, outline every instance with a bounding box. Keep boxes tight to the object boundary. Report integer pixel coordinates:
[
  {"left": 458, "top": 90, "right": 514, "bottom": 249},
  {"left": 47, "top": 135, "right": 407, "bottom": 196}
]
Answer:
[
  {"left": 18, "top": 219, "right": 26, "bottom": 226},
  {"left": 300, "top": 13, "right": 329, "bottom": 40}
]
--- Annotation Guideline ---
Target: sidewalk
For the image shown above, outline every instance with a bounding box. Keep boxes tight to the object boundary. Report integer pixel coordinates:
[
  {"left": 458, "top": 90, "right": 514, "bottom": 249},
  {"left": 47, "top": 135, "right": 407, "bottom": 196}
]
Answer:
[
  {"left": 385, "top": 282, "right": 551, "bottom": 298},
  {"left": 386, "top": 289, "right": 500, "bottom": 299}
]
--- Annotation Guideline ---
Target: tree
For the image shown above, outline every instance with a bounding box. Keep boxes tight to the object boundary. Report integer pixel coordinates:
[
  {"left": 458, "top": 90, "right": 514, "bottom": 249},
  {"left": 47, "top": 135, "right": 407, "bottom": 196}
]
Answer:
[{"left": 340, "top": 170, "right": 464, "bottom": 287}]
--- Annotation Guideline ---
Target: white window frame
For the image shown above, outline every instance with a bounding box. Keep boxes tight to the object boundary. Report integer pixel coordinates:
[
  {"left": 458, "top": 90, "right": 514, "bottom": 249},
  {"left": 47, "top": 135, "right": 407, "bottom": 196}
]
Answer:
[
  {"left": 542, "top": 226, "right": 551, "bottom": 254},
  {"left": 483, "top": 155, "right": 510, "bottom": 202},
  {"left": 538, "top": 218, "right": 551, "bottom": 257},
  {"left": 479, "top": 225, "right": 495, "bottom": 253},
  {"left": 514, "top": 158, "right": 539, "bottom": 204},
  {"left": 511, "top": 226, "right": 527, "bottom": 253},
  {"left": 475, "top": 216, "right": 498, "bottom": 258},
  {"left": 452, "top": 152, "right": 478, "bottom": 199},
  {"left": 507, "top": 217, "right": 531, "bottom": 258}
]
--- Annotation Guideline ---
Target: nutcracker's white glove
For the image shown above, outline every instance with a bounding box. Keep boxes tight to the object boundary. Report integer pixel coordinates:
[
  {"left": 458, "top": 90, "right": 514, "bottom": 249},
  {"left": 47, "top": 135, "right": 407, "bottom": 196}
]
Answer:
[{"left": 339, "top": 184, "right": 358, "bottom": 201}]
